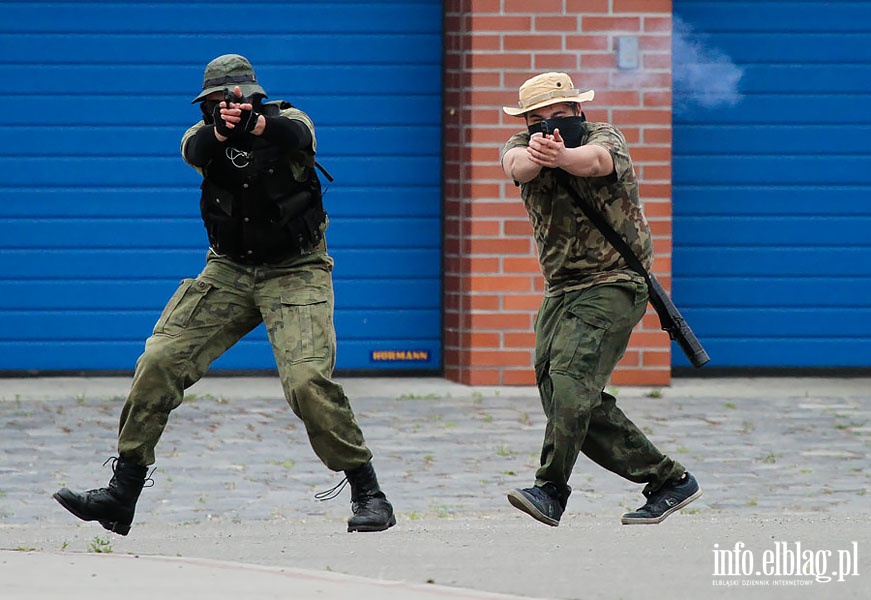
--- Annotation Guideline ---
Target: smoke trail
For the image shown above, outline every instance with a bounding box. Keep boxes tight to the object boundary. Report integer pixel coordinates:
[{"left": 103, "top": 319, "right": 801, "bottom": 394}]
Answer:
[{"left": 672, "top": 15, "right": 743, "bottom": 111}]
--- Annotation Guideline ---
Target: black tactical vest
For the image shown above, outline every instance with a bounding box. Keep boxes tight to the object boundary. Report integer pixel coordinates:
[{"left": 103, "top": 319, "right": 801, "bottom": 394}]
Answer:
[{"left": 199, "top": 102, "right": 326, "bottom": 264}]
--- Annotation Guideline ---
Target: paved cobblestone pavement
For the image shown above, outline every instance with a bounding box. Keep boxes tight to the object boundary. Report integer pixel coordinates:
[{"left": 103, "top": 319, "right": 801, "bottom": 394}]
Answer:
[{"left": 1, "top": 376, "right": 869, "bottom": 599}]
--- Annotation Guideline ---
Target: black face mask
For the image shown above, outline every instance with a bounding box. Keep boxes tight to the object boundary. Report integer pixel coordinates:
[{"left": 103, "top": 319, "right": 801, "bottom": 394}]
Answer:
[
  {"left": 200, "top": 100, "right": 219, "bottom": 124},
  {"left": 527, "top": 113, "right": 587, "bottom": 148}
]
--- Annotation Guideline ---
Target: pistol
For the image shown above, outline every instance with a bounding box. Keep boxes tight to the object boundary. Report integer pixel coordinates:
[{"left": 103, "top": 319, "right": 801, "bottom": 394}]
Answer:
[
  {"left": 539, "top": 120, "right": 551, "bottom": 137},
  {"left": 223, "top": 88, "right": 248, "bottom": 107}
]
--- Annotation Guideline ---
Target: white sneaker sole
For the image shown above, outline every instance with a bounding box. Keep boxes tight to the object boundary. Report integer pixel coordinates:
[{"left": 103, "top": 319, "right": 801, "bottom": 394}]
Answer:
[
  {"left": 621, "top": 488, "right": 703, "bottom": 525},
  {"left": 507, "top": 490, "right": 560, "bottom": 527}
]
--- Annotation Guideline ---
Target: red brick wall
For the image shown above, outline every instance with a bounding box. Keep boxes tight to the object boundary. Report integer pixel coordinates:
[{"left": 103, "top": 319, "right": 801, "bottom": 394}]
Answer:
[{"left": 443, "top": 0, "right": 673, "bottom": 386}]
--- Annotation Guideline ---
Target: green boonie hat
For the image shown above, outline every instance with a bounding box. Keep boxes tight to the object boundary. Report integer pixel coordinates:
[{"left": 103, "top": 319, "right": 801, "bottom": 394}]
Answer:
[{"left": 191, "top": 54, "right": 268, "bottom": 103}]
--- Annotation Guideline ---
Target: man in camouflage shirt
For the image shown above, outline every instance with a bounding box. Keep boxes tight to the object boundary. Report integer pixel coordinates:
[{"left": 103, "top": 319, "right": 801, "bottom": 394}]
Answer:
[
  {"left": 53, "top": 54, "right": 395, "bottom": 535},
  {"left": 500, "top": 72, "right": 701, "bottom": 526}
]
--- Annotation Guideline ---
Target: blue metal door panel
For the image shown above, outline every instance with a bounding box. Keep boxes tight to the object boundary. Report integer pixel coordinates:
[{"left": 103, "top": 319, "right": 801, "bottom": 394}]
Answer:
[
  {"left": 0, "top": 0, "right": 442, "bottom": 372},
  {"left": 673, "top": 1, "right": 871, "bottom": 368}
]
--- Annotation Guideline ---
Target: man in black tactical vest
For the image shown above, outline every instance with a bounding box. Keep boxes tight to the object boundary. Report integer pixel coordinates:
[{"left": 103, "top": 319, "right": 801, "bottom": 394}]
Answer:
[{"left": 53, "top": 54, "right": 396, "bottom": 535}]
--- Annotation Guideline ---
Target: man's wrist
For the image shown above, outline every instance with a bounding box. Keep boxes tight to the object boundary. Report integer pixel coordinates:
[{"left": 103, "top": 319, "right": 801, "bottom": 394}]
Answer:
[{"left": 250, "top": 114, "right": 266, "bottom": 136}]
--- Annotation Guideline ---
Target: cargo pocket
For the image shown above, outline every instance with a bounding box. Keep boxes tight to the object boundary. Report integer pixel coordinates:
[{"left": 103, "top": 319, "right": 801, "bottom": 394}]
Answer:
[
  {"left": 280, "top": 291, "right": 330, "bottom": 363},
  {"left": 550, "top": 309, "right": 613, "bottom": 379},
  {"left": 153, "top": 278, "right": 214, "bottom": 337}
]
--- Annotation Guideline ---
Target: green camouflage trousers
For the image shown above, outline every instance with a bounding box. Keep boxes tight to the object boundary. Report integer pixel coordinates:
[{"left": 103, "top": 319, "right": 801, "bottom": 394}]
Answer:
[
  {"left": 117, "top": 251, "right": 373, "bottom": 471},
  {"left": 533, "top": 279, "right": 684, "bottom": 496}
]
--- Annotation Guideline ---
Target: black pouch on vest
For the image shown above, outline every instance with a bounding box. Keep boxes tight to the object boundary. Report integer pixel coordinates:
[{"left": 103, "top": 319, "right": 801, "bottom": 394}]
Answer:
[{"left": 200, "top": 179, "right": 235, "bottom": 216}]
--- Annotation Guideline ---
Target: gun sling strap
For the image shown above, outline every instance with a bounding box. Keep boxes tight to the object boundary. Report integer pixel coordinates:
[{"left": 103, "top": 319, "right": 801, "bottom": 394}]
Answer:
[{"left": 551, "top": 168, "right": 710, "bottom": 367}]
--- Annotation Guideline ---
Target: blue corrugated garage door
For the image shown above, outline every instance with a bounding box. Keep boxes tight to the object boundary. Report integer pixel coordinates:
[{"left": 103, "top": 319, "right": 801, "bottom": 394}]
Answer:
[
  {"left": 0, "top": 1, "right": 442, "bottom": 373},
  {"left": 672, "top": 1, "right": 871, "bottom": 368}
]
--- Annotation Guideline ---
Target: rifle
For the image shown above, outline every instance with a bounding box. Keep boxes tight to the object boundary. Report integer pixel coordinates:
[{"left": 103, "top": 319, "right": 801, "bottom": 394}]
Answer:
[
  {"left": 642, "top": 270, "right": 711, "bottom": 368},
  {"left": 548, "top": 163, "right": 710, "bottom": 368}
]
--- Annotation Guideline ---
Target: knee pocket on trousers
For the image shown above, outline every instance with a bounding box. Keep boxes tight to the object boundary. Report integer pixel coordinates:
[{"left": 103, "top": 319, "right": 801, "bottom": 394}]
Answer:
[{"left": 279, "top": 292, "right": 332, "bottom": 363}]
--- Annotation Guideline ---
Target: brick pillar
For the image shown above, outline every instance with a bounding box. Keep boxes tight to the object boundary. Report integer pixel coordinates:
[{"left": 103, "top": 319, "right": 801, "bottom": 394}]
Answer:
[{"left": 443, "top": 0, "right": 673, "bottom": 386}]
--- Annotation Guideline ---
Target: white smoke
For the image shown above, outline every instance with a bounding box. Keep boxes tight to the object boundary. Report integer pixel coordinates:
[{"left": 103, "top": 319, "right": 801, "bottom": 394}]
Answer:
[{"left": 672, "top": 15, "right": 743, "bottom": 111}]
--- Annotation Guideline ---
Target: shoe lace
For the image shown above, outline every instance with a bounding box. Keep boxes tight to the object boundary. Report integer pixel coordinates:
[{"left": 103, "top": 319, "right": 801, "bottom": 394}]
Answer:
[
  {"left": 314, "top": 477, "right": 348, "bottom": 502},
  {"left": 103, "top": 456, "right": 155, "bottom": 488}
]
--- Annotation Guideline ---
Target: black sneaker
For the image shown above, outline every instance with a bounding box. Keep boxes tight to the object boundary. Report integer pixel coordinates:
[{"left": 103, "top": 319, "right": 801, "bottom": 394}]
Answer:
[
  {"left": 507, "top": 484, "right": 565, "bottom": 527},
  {"left": 621, "top": 472, "right": 702, "bottom": 525}
]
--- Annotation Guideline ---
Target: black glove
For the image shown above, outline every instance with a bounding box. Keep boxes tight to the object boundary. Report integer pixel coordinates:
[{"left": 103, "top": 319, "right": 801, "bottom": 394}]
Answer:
[
  {"left": 212, "top": 103, "right": 234, "bottom": 138},
  {"left": 236, "top": 105, "right": 260, "bottom": 134},
  {"left": 214, "top": 94, "right": 260, "bottom": 138}
]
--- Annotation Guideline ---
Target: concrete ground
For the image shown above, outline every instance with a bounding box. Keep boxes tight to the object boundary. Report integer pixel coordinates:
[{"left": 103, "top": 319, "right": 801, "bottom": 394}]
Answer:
[{"left": 1, "top": 375, "right": 869, "bottom": 599}]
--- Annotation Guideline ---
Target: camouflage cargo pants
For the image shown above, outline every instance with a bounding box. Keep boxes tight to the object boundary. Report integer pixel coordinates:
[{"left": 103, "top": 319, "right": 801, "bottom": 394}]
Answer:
[
  {"left": 533, "top": 279, "right": 684, "bottom": 496},
  {"left": 117, "top": 252, "right": 373, "bottom": 471}
]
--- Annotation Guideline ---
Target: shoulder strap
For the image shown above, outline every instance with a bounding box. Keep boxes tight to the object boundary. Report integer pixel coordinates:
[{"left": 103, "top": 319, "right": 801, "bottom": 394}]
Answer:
[
  {"left": 314, "top": 161, "right": 334, "bottom": 182},
  {"left": 551, "top": 168, "right": 711, "bottom": 368},
  {"left": 552, "top": 169, "right": 648, "bottom": 278}
]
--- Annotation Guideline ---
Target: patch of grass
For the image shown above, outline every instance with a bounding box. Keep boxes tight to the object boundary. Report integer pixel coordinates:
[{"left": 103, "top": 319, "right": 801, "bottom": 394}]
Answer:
[
  {"left": 746, "top": 499, "right": 758, "bottom": 507},
  {"left": 645, "top": 389, "right": 663, "bottom": 399},
  {"left": 269, "top": 459, "right": 296, "bottom": 469},
  {"left": 724, "top": 402, "right": 737, "bottom": 410},
  {"left": 397, "top": 393, "right": 441, "bottom": 400},
  {"left": 761, "top": 452, "right": 777, "bottom": 464},
  {"left": 495, "top": 445, "right": 515, "bottom": 457},
  {"left": 87, "top": 536, "right": 113, "bottom": 554},
  {"left": 14, "top": 546, "right": 37, "bottom": 552}
]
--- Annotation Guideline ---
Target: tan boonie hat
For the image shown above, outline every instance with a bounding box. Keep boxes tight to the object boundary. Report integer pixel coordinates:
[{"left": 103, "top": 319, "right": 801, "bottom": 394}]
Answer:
[
  {"left": 191, "top": 54, "right": 268, "bottom": 103},
  {"left": 502, "top": 72, "right": 594, "bottom": 116}
]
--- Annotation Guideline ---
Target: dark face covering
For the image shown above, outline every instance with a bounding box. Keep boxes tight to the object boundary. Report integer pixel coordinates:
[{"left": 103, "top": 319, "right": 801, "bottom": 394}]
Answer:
[
  {"left": 527, "top": 113, "right": 587, "bottom": 148},
  {"left": 200, "top": 100, "right": 219, "bottom": 124}
]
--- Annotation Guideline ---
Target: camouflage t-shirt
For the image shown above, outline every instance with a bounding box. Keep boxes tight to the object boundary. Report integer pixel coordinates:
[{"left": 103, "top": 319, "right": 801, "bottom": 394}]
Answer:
[{"left": 500, "top": 122, "right": 653, "bottom": 296}]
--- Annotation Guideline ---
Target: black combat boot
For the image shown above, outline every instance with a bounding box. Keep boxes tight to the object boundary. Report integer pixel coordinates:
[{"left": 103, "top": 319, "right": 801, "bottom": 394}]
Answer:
[
  {"left": 53, "top": 458, "right": 148, "bottom": 536},
  {"left": 345, "top": 462, "right": 396, "bottom": 533}
]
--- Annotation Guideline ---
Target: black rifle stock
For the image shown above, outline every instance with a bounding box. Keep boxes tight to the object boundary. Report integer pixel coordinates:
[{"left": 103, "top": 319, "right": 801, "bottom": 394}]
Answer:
[
  {"left": 645, "top": 272, "right": 710, "bottom": 368},
  {"left": 550, "top": 168, "right": 710, "bottom": 368}
]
